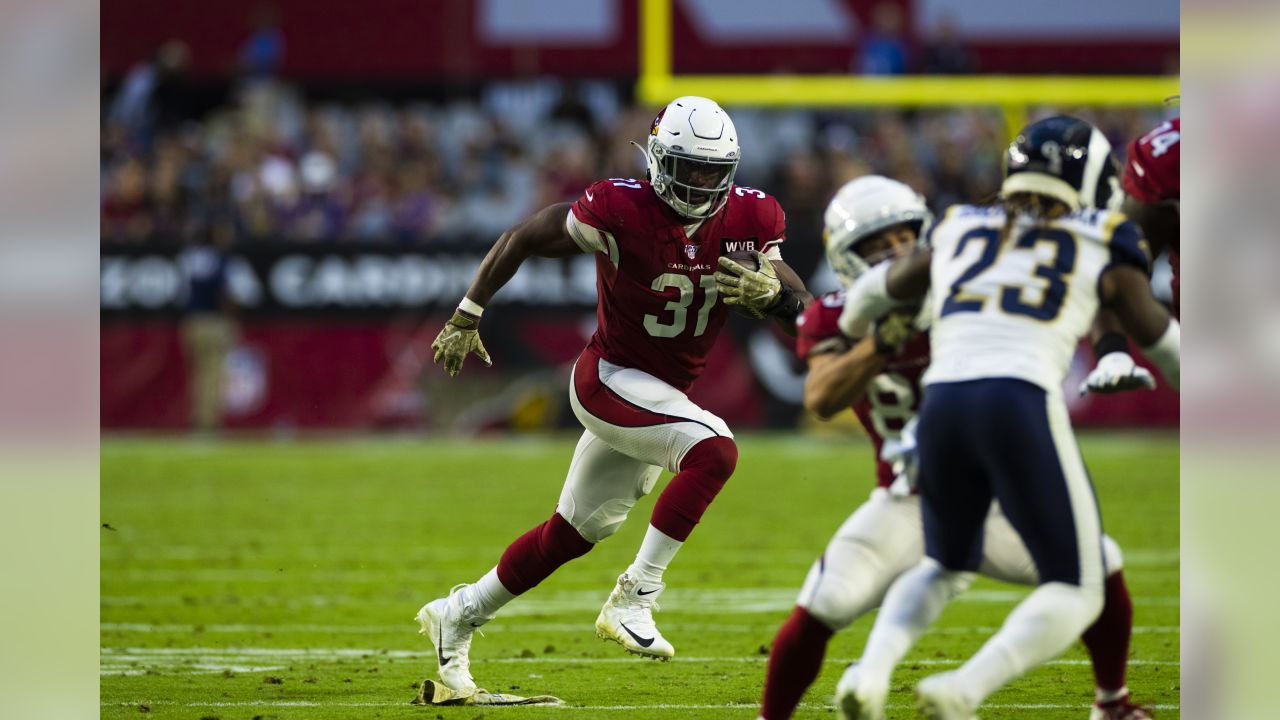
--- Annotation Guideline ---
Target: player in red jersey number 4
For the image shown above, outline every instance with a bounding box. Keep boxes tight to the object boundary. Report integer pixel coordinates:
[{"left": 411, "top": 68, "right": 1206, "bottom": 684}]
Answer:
[
  {"left": 757, "top": 176, "right": 1153, "bottom": 720},
  {"left": 421, "top": 96, "right": 811, "bottom": 692},
  {"left": 1082, "top": 117, "right": 1179, "bottom": 395}
]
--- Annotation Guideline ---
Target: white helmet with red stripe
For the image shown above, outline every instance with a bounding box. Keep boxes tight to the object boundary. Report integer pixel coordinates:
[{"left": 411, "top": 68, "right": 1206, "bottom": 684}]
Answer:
[{"left": 642, "top": 96, "right": 740, "bottom": 220}]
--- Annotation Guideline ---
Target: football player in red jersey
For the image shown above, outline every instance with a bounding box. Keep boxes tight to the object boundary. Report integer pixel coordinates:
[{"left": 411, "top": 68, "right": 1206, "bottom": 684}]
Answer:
[
  {"left": 417, "top": 96, "right": 812, "bottom": 692},
  {"left": 1083, "top": 117, "right": 1180, "bottom": 395},
  {"left": 757, "top": 176, "right": 1152, "bottom": 720}
]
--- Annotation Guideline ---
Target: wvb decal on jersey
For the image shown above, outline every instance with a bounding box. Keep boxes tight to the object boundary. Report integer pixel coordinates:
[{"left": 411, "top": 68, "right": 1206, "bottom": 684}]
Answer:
[{"left": 720, "top": 238, "right": 759, "bottom": 254}]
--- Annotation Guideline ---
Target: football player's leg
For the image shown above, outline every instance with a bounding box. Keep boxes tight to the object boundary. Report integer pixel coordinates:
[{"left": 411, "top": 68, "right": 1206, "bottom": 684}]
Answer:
[
  {"left": 494, "top": 430, "right": 652, "bottom": 595},
  {"left": 981, "top": 500, "right": 1143, "bottom": 714},
  {"left": 761, "top": 493, "right": 924, "bottom": 720},
  {"left": 418, "top": 432, "right": 650, "bottom": 689},
  {"left": 840, "top": 386, "right": 986, "bottom": 719},
  {"left": 569, "top": 356, "right": 732, "bottom": 657},
  {"left": 940, "top": 383, "right": 1105, "bottom": 711},
  {"left": 1083, "top": 536, "right": 1150, "bottom": 718}
]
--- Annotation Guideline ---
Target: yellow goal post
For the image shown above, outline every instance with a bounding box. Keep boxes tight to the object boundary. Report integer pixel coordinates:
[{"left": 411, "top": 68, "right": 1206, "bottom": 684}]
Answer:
[{"left": 635, "top": 0, "right": 1179, "bottom": 138}]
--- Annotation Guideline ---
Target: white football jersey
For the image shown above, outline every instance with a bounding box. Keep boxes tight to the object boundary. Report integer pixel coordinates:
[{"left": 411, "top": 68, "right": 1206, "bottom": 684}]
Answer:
[{"left": 923, "top": 204, "right": 1150, "bottom": 393}]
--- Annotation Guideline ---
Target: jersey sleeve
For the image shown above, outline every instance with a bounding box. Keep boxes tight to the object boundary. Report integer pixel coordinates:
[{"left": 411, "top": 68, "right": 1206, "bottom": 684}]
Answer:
[
  {"left": 794, "top": 292, "right": 849, "bottom": 360},
  {"left": 1122, "top": 119, "right": 1180, "bottom": 205},
  {"left": 762, "top": 194, "right": 786, "bottom": 257},
  {"left": 567, "top": 180, "right": 620, "bottom": 260},
  {"left": 1106, "top": 218, "right": 1153, "bottom": 273}
]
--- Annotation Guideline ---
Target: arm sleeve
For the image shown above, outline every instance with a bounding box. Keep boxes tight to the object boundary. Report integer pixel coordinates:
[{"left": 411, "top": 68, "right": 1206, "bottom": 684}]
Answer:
[
  {"left": 760, "top": 195, "right": 786, "bottom": 260},
  {"left": 567, "top": 181, "right": 619, "bottom": 260},
  {"left": 1141, "top": 318, "right": 1179, "bottom": 391},
  {"left": 565, "top": 210, "right": 607, "bottom": 254}
]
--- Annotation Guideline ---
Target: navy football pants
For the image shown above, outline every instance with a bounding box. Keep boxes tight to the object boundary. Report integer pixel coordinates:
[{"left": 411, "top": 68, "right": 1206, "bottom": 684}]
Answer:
[{"left": 915, "top": 378, "right": 1104, "bottom": 587}]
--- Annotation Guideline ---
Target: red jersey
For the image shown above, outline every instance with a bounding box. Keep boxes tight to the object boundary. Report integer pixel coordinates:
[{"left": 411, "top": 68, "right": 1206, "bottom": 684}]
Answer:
[
  {"left": 1123, "top": 117, "right": 1180, "bottom": 314},
  {"left": 569, "top": 179, "right": 786, "bottom": 391},
  {"left": 795, "top": 291, "right": 930, "bottom": 489}
]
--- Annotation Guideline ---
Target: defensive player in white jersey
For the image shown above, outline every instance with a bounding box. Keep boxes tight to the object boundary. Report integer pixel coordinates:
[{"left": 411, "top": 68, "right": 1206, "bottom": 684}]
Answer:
[
  {"left": 758, "top": 176, "right": 1150, "bottom": 720},
  {"left": 833, "top": 117, "right": 1180, "bottom": 719}
]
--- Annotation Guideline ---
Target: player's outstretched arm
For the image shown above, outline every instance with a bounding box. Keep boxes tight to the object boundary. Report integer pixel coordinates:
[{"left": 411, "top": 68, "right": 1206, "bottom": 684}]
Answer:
[
  {"left": 1100, "top": 264, "right": 1179, "bottom": 391},
  {"left": 1081, "top": 309, "right": 1156, "bottom": 396},
  {"left": 1122, "top": 195, "right": 1178, "bottom": 257},
  {"left": 432, "top": 202, "right": 583, "bottom": 376},
  {"left": 769, "top": 258, "right": 813, "bottom": 335},
  {"left": 803, "top": 336, "right": 887, "bottom": 419},
  {"left": 836, "top": 248, "right": 932, "bottom": 339},
  {"left": 462, "top": 202, "right": 583, "bottom": 307}
]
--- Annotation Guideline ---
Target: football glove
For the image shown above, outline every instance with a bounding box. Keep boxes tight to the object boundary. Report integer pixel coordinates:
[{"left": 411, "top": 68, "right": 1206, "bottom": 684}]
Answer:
[
  {"left": 1078, "top": 351, "right": 1156, "bottom": 396},
  {"left": 432, "top": 310, "right": 492, "bottom": 377},
  {"left": 714, "top": 252, "right": 781, "bottom": 319},
  {"left": 872, "top": 309, "right": 917, "bottom": 356},
  {"left": 882, "top": 415, "right": 920, "bottom": 497}
]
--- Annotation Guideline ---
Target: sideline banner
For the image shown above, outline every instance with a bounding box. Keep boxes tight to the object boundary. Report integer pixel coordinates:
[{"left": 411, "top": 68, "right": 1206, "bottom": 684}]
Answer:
[{"left": 100, "top": 243, "right": 1177, "bottom": 431}]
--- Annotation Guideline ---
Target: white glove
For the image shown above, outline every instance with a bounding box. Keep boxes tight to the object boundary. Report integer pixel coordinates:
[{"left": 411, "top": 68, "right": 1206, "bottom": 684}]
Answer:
[
  {"left": 1078, "top": 352, "right": 1156, "bottom": 396},
  {"left": 881, "top": 416, "right": 920, "bottom": 497}
]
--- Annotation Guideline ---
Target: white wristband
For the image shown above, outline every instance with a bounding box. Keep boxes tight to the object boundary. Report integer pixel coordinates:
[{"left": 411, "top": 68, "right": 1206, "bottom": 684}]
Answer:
[
  {"left": 1141, "top": 318, "right": 1179, "bottom": 391},
  {"left": 459, "top": 297, "right": 485, "bottom": 317}
]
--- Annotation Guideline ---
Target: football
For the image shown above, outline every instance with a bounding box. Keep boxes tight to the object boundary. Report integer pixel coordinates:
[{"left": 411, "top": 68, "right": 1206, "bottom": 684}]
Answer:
[
  {"left": 721, "top": 252, "right": 768, "bottom": 319},
  {"left": 722, "top": 250, "right": 759, "bottom": 272}
]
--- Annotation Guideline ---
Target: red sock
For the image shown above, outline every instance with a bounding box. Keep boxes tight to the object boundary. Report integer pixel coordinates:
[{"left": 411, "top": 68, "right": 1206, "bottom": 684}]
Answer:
[
  {"left": 760, "top": 607, "right": 835, "bottom": 720},
  {"left": 495, "top": 512, "right": 594, "bottom": 596},
  {"left": 1082, "top": 571, "right": 1133, "bottom": 694},
  {"left": 649, "top": 437, "right": 738, "bottom": 541}
]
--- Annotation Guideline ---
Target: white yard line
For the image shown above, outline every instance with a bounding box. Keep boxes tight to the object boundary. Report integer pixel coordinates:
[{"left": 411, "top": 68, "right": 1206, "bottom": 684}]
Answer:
[
  {"left": 101, "top": 700, "right": 1183, "bottom": 711},
  {"left": 101, "top": 621, "right": 1181, "bottom": 635},
  {"left": 101, "top": 587, "right": 1182, "bottom": 611},
  {"left": 100, "top": 647, "right": 1180, "bottom": 668}
]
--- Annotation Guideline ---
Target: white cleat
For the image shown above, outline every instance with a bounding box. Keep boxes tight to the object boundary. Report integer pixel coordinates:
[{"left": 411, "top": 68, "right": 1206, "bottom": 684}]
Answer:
[
  {"left": 834, "top": 663, "right": 888, "bottom": 720},
  {"left": 595, "top": 572, "right": 675, "bottom": 660},
  {"left": 916, "top": 672, "right": 979, "bottom": 720},
  {"left": 415, "top": 584, "right": 489, "bottom": 692}
]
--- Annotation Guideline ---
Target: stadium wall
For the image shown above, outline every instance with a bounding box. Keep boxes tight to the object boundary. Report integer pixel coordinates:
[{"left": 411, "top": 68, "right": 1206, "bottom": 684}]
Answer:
[{"left": 100, "top": 242, "right": 1179, "bottom": 432}]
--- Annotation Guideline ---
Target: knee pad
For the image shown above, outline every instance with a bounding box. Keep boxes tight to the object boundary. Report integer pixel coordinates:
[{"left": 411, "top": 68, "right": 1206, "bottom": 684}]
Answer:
[
  {"left": 558, "top": 464, "right": 660, "bottom": 543},
  {"left": 796, "top": 542, "right": 891, "bottom": 631},
  {"left": 681, "top": 436, "right": 738, "bottom": 481},
  {"left": 1041, "top": 580, "right": 1105, "bottom": 629},
  {"left": 562, "top": 499, "right": 635, "bottom": 543},
  {"left": 1101, "top": 534, "right": 1124, "bottom": 575}
]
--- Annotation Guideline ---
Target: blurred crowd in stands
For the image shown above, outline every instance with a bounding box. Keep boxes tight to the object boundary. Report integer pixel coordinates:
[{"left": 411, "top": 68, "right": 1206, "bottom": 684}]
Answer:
[{"left": 102, "top": 73, "right": 1164, "bottom": 247}]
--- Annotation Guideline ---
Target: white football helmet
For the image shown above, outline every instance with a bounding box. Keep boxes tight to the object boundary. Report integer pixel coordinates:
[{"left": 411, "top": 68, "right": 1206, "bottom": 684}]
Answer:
[
  {"left": 823, "top": 175, "right": 931, "bottom": 288},
  {"left": 641, "top": 96, "right": 740, "bottom": 220}
]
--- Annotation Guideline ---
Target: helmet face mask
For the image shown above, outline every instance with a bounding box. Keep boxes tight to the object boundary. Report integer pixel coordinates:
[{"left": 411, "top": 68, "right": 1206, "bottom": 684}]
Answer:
[
  {"left": 652, "top": 147, "right": 737, "bottom": 219},
  {"left": 645, "top": 97, "right": 740, "bottom": 220}
]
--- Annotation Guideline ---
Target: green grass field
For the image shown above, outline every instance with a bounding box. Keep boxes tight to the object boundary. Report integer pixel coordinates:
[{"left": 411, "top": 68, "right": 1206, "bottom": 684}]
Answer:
[{"left": 101, "top": 432, "right": 1179, "bottom": 719}]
